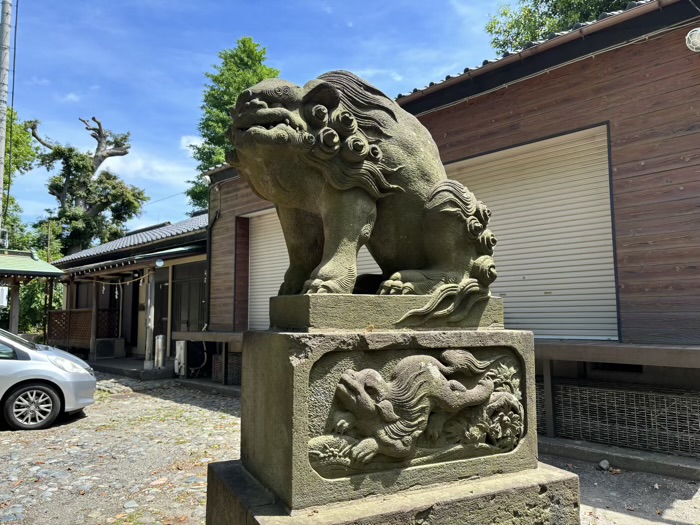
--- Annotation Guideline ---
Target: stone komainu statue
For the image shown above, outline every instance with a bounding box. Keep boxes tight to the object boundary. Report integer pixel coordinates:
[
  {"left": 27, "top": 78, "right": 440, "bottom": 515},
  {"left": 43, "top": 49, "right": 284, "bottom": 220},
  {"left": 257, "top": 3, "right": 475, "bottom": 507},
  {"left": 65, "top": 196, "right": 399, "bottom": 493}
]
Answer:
[{"left": 229, "top": 71, "right": 497, "bottom": 324}]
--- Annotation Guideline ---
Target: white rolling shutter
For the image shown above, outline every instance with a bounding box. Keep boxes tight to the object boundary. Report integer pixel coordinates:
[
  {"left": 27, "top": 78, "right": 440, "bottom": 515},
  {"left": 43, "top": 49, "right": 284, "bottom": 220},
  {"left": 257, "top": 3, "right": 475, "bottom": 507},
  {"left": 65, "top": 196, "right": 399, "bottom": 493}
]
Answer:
[
  {"left": 446, "top": 126, "right": 618, "bottom": 340},
  {"left": 248, "top": 211, "right": 380, "bottom": 330},
  {"left": 249, "top": 212, "right": 289, "bottom": 330},
  {"left": 357, "top": 245, "right": 380, "bottom": 275}
]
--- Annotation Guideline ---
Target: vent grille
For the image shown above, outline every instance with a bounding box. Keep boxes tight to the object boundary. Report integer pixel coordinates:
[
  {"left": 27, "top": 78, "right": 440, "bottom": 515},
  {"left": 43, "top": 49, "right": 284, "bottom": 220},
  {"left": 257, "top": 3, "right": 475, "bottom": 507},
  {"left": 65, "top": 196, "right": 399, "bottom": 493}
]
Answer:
[
  {"left": 536, "top": 381, "right": 547, "bottom": 435},
  {"left": 212, "top": 353, "right": 242, "bottom": 386},
  {"left": 536, "top": 379, "right": 700, "bottom": 458}
]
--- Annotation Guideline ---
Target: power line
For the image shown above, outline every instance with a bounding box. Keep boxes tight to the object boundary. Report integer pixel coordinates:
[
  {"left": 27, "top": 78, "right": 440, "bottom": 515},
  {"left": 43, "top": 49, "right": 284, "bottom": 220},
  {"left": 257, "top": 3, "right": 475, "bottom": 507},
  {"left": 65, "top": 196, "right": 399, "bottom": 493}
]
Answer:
[{"left": 143, "top": 190, "right": 186, "bottom": 207}]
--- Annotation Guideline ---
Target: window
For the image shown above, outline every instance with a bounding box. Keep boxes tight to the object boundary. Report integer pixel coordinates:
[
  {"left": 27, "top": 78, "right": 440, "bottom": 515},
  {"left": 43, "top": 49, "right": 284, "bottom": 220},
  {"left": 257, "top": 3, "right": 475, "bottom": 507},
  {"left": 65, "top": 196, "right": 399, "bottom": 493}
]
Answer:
[{"left": 0, "top": 342, "right": 16, "bottom": 360}]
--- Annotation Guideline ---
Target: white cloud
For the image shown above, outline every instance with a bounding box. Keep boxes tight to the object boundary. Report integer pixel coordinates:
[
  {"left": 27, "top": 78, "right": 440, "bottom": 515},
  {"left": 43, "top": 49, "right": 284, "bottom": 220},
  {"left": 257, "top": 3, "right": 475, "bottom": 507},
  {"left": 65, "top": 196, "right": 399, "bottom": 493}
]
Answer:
[
  {"left": 449, "top": 0, "right": 495, "bottom": 36},
  {"left": 354, "top": 68, "right": 403, "bottom": 82},
  {"left": 103, "top": 148, "right": 196, "bottom": 190},
  {"left": 26, "top": 76, "right": 50, "bottom": 87},
  {"left": 449, "top": 0, "right": 482, "bottom": 18},
  {"left": 57, "top": 92, "right": 81, "bottom": 103},
  {"left": 179, "top": 135, "right": 204, "bottom": 157}
]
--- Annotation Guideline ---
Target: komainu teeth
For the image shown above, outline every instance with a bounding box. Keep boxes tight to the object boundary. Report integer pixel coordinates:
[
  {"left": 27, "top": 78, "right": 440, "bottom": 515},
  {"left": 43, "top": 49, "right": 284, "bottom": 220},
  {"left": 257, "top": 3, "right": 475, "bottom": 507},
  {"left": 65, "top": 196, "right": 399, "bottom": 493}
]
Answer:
[{"left": 252, "top": 119, "right": 300, "bottom": 131}]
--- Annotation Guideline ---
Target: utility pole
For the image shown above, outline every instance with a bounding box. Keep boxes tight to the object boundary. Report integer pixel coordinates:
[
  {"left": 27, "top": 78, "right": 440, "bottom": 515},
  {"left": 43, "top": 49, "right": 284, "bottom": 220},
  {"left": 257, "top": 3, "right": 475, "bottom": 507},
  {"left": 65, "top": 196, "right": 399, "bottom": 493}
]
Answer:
[{"left": 0, "top": 0, "right": 12, "bottom": 232}]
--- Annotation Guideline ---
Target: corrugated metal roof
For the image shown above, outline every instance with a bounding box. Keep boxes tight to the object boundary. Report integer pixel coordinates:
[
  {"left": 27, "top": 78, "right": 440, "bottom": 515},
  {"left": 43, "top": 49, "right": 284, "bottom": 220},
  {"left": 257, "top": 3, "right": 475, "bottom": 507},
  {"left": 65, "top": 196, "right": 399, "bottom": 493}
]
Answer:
[
  {"left": 56, "top": 214, "right": 208, "bottom": 266},
  {"left": 0, "top": 250, "right": 63, "bottom": 278},
  {"left": 395, "top": 0, "right": 658, "bottom": 101}
]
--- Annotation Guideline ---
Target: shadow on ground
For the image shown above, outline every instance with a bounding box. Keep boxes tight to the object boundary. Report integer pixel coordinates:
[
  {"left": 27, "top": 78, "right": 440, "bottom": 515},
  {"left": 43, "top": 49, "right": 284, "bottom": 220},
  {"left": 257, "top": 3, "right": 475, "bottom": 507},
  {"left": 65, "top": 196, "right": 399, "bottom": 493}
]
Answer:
[
  {"left": 541, "top": 454, "right": 700, "bottom": 525},
  {"left": 0, "top": 407, "right": 88, "bottom": 432},
  {"left": 97, "top": 374, "right": 241, "bottom": 418}
]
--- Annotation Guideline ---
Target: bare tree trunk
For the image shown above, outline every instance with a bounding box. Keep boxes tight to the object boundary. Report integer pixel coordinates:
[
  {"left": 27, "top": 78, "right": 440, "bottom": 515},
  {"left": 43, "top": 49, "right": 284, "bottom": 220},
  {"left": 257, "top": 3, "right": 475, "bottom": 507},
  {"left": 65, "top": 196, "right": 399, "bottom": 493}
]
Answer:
[{"left": 79, "top": 117, "right": 129, "bottom": 171}]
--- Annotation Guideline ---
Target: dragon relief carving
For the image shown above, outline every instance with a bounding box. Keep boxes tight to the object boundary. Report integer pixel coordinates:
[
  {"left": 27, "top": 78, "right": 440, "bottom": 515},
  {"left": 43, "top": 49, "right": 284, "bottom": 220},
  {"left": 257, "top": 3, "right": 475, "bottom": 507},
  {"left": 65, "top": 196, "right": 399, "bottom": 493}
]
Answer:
[
  {"left": 230, "top": 71, "right": 497, "bottom": 325},
  {"left": 309, "top": 350, "right": 524, "bottom": 477}
]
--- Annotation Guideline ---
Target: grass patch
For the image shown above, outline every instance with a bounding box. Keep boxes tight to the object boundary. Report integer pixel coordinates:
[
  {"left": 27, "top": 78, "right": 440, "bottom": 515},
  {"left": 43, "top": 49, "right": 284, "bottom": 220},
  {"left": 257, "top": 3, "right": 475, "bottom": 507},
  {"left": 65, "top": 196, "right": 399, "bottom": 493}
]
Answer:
[{"left": 94, "top": 390, "right": 112, "bottom": 402}]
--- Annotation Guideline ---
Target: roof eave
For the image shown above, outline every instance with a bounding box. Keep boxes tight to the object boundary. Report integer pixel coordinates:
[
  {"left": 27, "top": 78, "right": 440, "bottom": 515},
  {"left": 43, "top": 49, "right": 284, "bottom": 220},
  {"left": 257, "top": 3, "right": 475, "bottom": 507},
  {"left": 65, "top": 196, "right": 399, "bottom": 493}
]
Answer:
[
  {"left": 62, "top": 244, "right": 206, "bottom": 277},
  {"left": 0, "top": 270, "right": 64, "bottom": 279},
  {"left": 54, "top": 229, "right": 208, "bottom": 269}
]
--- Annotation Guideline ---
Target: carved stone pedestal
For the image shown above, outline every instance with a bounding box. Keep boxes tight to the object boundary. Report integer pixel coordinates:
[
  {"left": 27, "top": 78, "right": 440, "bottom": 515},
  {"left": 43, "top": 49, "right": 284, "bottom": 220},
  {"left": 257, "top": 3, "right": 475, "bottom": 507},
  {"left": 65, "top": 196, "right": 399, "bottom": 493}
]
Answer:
[
  {"left": 207, "top": 460, "right": 579, "bottom": 525},
  {"left": 206, "top": 296, "right": 580, "bottom": 524}
]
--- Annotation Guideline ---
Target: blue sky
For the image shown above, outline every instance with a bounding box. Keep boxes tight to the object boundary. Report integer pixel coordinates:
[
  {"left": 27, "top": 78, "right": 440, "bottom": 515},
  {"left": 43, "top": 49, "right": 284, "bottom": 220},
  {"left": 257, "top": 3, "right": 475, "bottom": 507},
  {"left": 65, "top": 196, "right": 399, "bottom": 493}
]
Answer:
[{"left": 12, "top": 0, "right": 504, "bottom": 233}]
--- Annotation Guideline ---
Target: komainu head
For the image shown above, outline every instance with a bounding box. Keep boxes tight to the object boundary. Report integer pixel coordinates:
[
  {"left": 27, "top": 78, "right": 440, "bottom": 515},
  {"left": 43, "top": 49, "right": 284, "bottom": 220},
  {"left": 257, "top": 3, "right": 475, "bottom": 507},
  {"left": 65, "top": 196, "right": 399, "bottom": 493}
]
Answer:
[{"left": 229, "top": 71, "right": 407, "bottom": 199}]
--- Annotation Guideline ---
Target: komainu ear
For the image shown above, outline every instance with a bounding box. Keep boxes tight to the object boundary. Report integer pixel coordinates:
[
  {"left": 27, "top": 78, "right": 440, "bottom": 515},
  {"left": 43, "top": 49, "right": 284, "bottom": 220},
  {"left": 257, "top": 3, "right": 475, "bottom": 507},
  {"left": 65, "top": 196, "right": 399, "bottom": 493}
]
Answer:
[
  {"left": 302, "top": 80, "right": 341, "bottom": 111},
  {"left": 375, "top": 399, "right": 400, "bottom": 423}
]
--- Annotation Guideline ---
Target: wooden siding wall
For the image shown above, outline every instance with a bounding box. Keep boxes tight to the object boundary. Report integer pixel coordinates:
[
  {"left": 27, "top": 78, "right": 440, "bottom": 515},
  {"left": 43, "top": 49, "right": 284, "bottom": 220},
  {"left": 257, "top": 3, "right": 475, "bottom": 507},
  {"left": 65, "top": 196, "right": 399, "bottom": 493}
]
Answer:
[
  {"left": 415, "top": 28, "right": 700, "bottom": 345},
  {"left": 234, "top": 217, "right": 250, "bottom": 331},
  {"left": 208, "top": 176, "right": 271, "bottom": 331}
]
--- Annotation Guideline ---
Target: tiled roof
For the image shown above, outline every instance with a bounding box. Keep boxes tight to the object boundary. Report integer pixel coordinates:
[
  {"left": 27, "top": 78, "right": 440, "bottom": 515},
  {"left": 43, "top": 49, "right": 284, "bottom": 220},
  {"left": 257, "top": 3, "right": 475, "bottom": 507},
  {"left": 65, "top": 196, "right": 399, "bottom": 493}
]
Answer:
[
  {"left": 0, "top": 250, "right": 63, "bottom": 278},
  {"left": 396, "top": 0, "right": 657, "bottom": 101},
  {"left": 55, "top": 214, "right": 208, "bottom": 266}
]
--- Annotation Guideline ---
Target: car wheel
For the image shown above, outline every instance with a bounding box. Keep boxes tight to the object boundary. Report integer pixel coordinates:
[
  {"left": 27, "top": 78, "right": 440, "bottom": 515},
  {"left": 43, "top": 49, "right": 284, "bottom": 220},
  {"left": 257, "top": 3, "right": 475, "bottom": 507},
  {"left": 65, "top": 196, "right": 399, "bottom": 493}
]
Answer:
[{"left": 3, "top": 384, "right": 61, "bottom": 430}]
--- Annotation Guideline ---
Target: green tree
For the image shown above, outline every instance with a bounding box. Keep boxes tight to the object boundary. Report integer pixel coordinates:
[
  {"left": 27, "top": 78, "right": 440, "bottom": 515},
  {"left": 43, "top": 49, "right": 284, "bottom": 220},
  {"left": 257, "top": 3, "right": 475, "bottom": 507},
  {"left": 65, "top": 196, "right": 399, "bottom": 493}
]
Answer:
[
  {"left": 486, "top": 0, "right": 628, "bottom": 55},
  {"left": 27, "top": 117, "right": 148, "bottom": 254},
  {"left": 17, "top": 242, "right": 64, "bottom": 334},
  {"left": 10, "top": 219, "right": 64, "bottom": 334},
  {"left": 2, "top": 108, "right": 39, "bottom": 246},
  {"left": 186, "top": 37, "right": 279, "bottom": 211},
  {"left": 0, "top": 219, "right": 64, "bottom": 335},
  {"left": 3, "top": 197, "right": 32, "bottom": 249}
]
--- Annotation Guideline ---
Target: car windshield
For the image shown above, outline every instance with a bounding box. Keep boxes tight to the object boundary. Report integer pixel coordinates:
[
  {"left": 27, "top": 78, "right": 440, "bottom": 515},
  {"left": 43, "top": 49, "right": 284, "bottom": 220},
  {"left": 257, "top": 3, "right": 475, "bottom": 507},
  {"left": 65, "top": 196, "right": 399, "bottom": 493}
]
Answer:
[{"left": 0, "top": 328, "right": 37, "bottom": 350}]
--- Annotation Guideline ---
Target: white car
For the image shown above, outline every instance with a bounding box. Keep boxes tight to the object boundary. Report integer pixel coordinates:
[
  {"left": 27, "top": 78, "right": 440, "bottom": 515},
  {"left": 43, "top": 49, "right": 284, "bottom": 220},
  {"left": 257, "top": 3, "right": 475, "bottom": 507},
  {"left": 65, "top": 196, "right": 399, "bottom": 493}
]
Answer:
[{"left": 0, "top": 329, "right": 96, "bottom": 430}]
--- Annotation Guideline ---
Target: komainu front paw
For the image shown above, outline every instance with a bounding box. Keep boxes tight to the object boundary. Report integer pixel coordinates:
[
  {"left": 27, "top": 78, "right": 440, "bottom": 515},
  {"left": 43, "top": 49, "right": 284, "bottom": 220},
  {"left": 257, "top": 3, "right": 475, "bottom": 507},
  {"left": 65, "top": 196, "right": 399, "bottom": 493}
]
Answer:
[
  {"left": 303, "top": 266, "right": 357, "bottom": 294},
  {"left": 331, "top": 410, "right": 356, "bottom": 435},
  {"left": 303, "top": 278, "right": 346, "bottom": 294},
  {"left": 278, "top": 266, "right": 312, "bottom": 296},
  {"left": 349, "top": 438, "right": 379, "bottom": 464}
]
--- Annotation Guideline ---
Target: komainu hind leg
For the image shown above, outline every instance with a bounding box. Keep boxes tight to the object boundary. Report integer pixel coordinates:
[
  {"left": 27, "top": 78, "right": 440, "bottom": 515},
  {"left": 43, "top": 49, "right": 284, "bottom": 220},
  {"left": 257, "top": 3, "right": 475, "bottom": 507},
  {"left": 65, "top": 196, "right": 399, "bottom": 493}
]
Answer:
[
  {"left": 380, "top": 269, "right": 462, "bottom": 296},
  {"left": 379, "top": 179, "right": 499, "bottom": 325}
]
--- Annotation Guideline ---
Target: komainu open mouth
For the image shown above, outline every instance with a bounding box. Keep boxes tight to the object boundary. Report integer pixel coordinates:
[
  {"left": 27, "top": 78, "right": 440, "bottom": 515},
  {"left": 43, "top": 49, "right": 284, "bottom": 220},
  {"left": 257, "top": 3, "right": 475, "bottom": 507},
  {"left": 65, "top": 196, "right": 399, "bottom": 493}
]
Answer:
[{"left": 233, "top": 110, "right": 303, "bottom": 133}]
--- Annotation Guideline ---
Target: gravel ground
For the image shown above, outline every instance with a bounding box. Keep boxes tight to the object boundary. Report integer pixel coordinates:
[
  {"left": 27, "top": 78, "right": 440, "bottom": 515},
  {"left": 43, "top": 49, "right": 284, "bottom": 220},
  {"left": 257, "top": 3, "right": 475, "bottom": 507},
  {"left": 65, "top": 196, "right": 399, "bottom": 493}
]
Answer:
[
  {"left": 0, "top": 374, "right": 240, "bottom": 525},
  {"left": 542, "top": 454, "right": 700, "bottom": 525},
  {"left": 1, "top": 374, "right": 699, "bottom": 525}
]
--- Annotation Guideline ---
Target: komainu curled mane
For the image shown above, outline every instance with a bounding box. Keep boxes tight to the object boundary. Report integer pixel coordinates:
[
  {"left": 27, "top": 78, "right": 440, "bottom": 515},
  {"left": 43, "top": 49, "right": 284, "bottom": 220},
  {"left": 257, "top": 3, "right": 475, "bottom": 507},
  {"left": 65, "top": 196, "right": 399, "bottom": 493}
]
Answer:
[{"left": 230, "top": 70, "right": 497, "bottom": 324}]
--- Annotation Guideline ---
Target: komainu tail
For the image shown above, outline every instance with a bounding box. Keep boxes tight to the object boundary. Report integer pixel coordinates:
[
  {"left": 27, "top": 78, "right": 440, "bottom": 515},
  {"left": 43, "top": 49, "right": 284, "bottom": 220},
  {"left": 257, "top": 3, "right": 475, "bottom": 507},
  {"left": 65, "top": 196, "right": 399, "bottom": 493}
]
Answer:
[
  {"left": 397, "top": 276, "right": 490, "bottom": 325},
  {"left": 440, "top": 349, "right": 497, "bottom": 376}
]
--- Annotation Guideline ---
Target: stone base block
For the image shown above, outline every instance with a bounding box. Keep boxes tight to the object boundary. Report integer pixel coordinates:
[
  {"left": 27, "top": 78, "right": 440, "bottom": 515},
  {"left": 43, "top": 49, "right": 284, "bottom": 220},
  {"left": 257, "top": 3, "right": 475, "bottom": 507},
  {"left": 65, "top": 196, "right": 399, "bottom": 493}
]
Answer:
[
  {"left": 206, "top": 460, "right": 580, "bottom": 525},
  {"left": 242, "top": 330, "right": 537, "bottom": 510},
  {"left": 269, "top": 294, "right": 503, "bottom": 332}
]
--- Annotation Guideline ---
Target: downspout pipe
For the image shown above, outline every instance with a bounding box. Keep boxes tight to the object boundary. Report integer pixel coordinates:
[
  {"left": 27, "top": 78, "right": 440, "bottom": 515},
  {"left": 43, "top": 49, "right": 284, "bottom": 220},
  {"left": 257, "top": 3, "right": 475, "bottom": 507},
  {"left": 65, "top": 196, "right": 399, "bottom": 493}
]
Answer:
[{"left": 204, "top": 181, "right": 222, "bottom": 332}]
